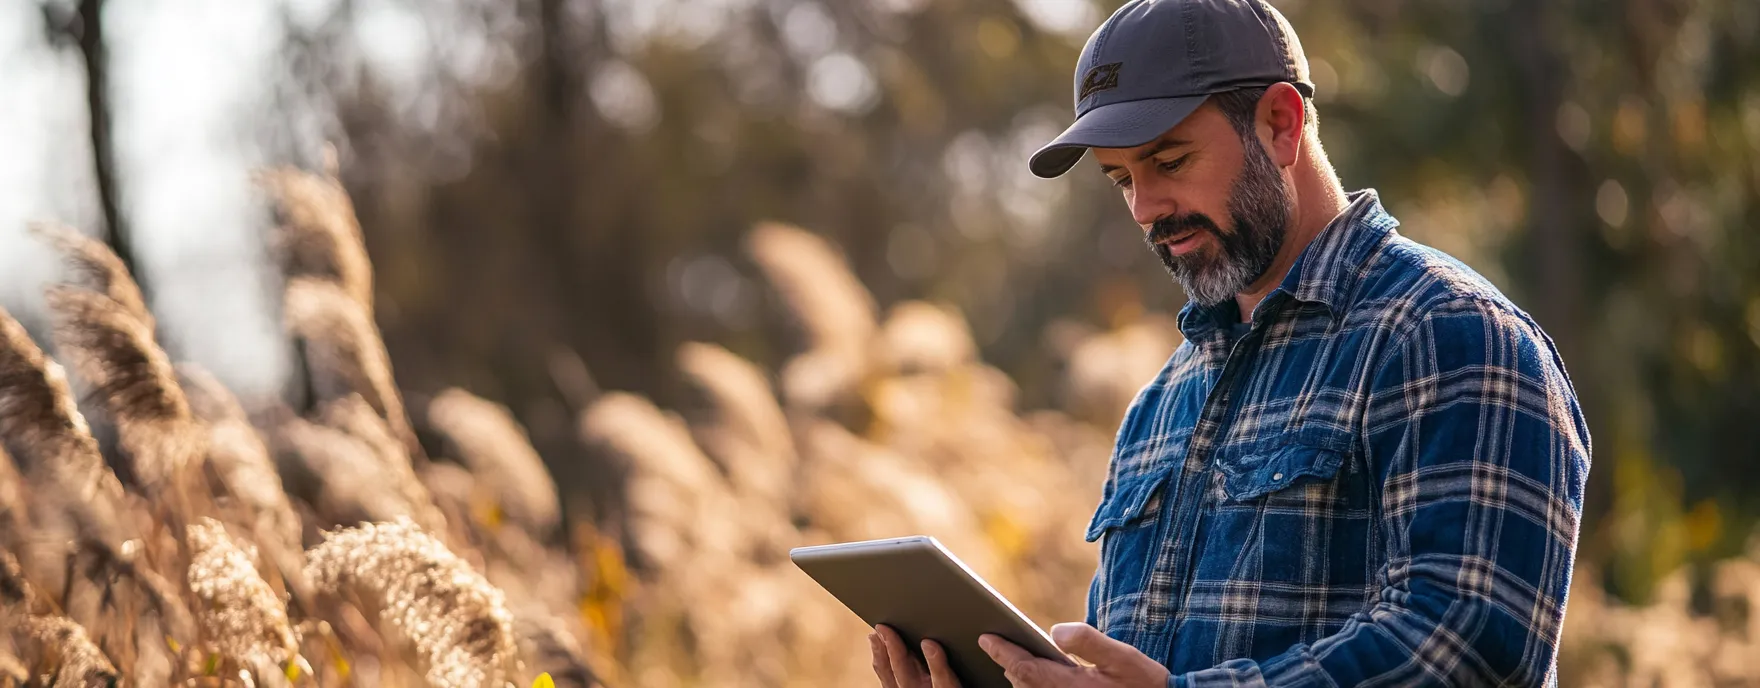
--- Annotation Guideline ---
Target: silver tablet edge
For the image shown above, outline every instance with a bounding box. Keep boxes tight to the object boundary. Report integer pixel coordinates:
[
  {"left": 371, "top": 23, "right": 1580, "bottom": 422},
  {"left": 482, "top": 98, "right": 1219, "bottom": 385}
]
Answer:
[
  {"left": 790, "top": 535, "right": 1074, "bottom": 666},
  {"left": 921, "top": 538, "right": 1074, "bottom": 665}
]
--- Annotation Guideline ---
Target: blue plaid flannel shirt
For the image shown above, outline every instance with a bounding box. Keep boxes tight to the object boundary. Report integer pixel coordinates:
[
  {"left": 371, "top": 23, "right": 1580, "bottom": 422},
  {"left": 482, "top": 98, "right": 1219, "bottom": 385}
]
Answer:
[{"left": 1085, "top": 190, "right": 1591, "bottom": 686}]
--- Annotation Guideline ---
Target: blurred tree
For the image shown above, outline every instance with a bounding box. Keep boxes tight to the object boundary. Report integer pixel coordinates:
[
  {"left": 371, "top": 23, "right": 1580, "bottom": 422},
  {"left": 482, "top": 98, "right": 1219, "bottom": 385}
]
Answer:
[{"left": 41, "top": 0, "right": 140, "bottom": 286}]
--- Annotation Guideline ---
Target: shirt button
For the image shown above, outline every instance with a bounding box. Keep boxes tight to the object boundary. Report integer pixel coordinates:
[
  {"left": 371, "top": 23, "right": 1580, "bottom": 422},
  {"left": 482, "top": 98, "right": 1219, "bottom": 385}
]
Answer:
[{"left": 1272, "top": 472, "right": 1284, "bottom": 481}]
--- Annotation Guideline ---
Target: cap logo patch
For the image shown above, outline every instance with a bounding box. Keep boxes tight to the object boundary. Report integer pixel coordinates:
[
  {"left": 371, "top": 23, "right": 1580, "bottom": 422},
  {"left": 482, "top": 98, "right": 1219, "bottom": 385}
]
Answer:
[{"left": 1079, "top": 62, "right": 1123, "bottom": 101}]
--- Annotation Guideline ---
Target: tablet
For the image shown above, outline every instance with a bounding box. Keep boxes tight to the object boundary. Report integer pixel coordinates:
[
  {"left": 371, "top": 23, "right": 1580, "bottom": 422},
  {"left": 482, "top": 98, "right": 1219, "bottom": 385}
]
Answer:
[{"left": 790, "top": 536, "right": 1074, "bottom": 688}]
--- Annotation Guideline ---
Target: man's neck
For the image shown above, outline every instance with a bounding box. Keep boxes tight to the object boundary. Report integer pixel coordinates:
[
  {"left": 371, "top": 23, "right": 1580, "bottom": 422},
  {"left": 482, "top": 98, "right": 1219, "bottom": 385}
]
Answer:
[{"left": 1233, "top": 154, "right": 1348, "bottom": 323}]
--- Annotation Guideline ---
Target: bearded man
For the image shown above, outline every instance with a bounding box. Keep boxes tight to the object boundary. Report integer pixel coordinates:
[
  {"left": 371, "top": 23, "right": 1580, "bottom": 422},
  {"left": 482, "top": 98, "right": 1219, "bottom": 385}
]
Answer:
[{"left": 869, "top": 0, "right": 1592, "bottom": 685}]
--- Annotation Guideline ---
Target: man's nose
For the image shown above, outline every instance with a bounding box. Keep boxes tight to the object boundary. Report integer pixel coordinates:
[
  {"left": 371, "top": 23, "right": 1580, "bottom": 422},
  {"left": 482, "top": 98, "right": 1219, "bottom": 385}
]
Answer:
[{"left": 1129, "top": 184, "right": 1176, "bottom": 229}]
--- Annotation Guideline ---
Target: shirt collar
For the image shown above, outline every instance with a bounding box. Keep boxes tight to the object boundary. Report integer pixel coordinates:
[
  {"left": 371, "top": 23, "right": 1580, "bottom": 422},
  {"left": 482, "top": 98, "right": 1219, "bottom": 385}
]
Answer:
[{"left": 1177, "top": 189, "right": 1397, "bottom": 339}]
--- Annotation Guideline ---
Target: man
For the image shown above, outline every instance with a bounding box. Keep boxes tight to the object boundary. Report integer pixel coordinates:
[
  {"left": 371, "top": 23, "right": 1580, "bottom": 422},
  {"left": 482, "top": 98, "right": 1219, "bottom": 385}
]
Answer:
[{"left": 869, "top": 0, "right": 1591, "bottom": 685}]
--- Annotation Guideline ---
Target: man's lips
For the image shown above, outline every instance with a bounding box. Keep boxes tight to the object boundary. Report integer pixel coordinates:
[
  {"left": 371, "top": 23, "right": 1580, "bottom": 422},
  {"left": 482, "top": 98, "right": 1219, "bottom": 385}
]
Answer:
[{"left": 1154, "top": 229, "right": 1205, "bottom": 256}]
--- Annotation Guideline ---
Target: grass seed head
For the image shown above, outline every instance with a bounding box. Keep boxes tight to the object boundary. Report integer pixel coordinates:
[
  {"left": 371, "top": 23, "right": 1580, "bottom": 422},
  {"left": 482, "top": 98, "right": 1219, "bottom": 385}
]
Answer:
[
  {"left": 282, "top": 278, "right": 397, "bottom": 418},
  {"left": 257, "top": 167, "right": 375, "bottom": 310},
  {"left": 0, "top": 307, "right": 98, "bottom": 475},
  {"left": 743, "top": 222, "right": 876, "bottom": 352},
  {"left": 744, "top": 223, "right": 877, "bottom": 409},
  {"left": 43, "top": 286, "right": 202, "bottom": 495},
  {"left": 0, "top": 650, "right": 25, "bottom": 686},
  {"left": 0, "top": 306, "right": 127, "bottom": 552},
  {"left": 179, "top": 366, "right": 304, "bottom": 552},
  {"left": 18, "top": 615, "right": 117, "bottom": 687},
  {"left": 427, "top": 388, "right": 561, "bottom": 537},
  {"left": 0, "top": 549, "right": 34, "bottom": 618},
  {"left": 318, "top": 396, "right": 446, "bottom": 532},
  {"left": 186, "top": 519, "right": 300, "bottom": 675},
  {"left": 30, "top": 223, "right": 154, "bottom": 332},
  {"left": 274, "top": 404, "right": 443, "bottom": 533},
  {"left": 675, "top": 342, "right": 795, "bottom": 505},
  {"left": 305, "top": 518, "right": 517, "bottom": 687},
  {"left": 282, "top": 278, "right": 422, "bottom": 461},
  {"left": 878, "top": 301, "right": 977, "bottom": 375}
]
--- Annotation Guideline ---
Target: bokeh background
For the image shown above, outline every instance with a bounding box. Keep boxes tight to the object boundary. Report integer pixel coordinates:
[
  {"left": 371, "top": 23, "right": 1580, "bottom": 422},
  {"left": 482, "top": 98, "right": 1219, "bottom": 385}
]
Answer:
[{"left": 2, "top": 0, "right": 1759, "bottom": 685}]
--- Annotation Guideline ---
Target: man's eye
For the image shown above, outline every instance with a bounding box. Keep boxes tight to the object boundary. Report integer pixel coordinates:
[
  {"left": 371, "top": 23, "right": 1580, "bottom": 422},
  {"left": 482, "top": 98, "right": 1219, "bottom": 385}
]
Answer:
[
  {"left": 1158, "top": 155, "right": 1190, "bottom": 173},
  {"left": 1110, "top": 175, "right": 1133, "bottom": 189}
]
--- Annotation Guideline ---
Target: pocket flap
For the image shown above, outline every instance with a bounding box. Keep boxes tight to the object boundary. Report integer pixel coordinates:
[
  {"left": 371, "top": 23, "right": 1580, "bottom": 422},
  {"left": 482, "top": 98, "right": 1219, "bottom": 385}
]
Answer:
[
  {"left": 1084, "top": 472, "right": 1168, "bottom": 542},
  {"left": 1217, "top": 443, "right": 1344, "bottom": 501}
]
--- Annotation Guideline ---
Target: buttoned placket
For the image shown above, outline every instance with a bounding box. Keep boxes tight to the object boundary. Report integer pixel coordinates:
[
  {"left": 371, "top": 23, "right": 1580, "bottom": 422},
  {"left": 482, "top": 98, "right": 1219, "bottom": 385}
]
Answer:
[{"left": 1154, "top": 295, "right": 1283, "bottom": 662}]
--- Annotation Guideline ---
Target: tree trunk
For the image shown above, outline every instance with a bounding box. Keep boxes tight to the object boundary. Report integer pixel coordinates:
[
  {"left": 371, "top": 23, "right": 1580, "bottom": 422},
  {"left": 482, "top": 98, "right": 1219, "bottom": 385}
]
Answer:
[{"left": 73, "top": 0, "right": 141, "bottom": 290}]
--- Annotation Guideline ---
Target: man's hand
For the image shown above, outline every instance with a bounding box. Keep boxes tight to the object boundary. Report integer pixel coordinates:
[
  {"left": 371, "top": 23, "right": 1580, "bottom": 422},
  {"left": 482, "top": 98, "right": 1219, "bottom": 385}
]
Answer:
[
  {"left": 870, "top": 624, "right": 963, "bottom": 688},
  {"left": 979, "top": 623, "right": 1170, "bottom": 688}
]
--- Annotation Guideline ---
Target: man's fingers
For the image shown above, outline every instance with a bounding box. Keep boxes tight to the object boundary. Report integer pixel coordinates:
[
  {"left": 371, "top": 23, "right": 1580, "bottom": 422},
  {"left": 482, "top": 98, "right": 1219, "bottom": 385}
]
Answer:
[
  {"left": 921, "top": 640, "right": 961, "bottom": 687},
  {"left": 870, "top": 632, "right": 901, "bottom": 688},
  {"left": 1049, "top": 622, "right": 1137, "bottom": 667},
  {"left": 878, "top": 625, "right": 929, "bottom": 687},
  {"left": 979, "top": 635, "right": 1081, "bottom": 688},
  {"left": 976, "top": 634, "right": 1035, "bottom": 668}
]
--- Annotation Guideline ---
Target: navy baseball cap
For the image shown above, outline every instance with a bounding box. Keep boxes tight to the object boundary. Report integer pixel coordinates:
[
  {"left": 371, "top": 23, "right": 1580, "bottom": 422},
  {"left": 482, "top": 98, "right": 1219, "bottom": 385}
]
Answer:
[{"left": 1029, "top": 0, "right": 1314, "bottom": 178}]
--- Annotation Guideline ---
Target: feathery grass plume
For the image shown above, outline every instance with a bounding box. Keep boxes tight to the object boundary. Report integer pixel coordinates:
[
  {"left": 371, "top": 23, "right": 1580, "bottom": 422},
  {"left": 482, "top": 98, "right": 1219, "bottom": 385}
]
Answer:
[
  {"left": 274, "top": 405, "right": 441, "bottom": 533},
  {"left": 121, "top": 555, "right": 201, "bottom": 644},
  {"left": 796, "top": 418, "right": 998, "bottom": 577},
  {"left": 0, "top": 550, "right": 35, "bottom": 642},
  {"left": 578, "top": 392, "right": 746, "bottom": 571},
  {"left": 29, "top": 223, "right": 154, "bottom": 332},
  {"left": 283, "top": 277, "right": 421, "bottom": 458},
  {"left": 0, "top": 306, "right": 127, "bottom": 552},
  {"left": 744, "top": 222, "right": 877, "bottom": 409},
  {"left": 43, "top": 286, "right": 204, "bottom": 496},
  {"left": 257, "top": 166, "right": 374, "bottom": 309},
  {"left": 426, "top": 388, "right": 561, "bottom": 537},
  {"left": 675, "top": 342, "right": 796, "bottom": 505},
  {"left": 878, "top": 301, "right": 978, "bottom": 375},
  {"left": 419, "top": 460, "right": 480, "bottom": 533},
  {"left": 178, "top": 365, "right": 304, "bottom": 552},
  {"left": 1058, "top": 315, "right": 1181, "bottom": 426},
  {"left": 16, "top": 615, "right": 118, "bottom": 686},
  {"left": 318, "top": 395, "right": 447, "bottom": 533},
  {"left": 305, "top": 518, "right": 518, "bottom": 687},
  {"left": 186, "top": 518, "right": 300, "bottom": 676},
  {"left": 0, "top": 650, "right": 24, "bottom": 687},
  {"left": 0, "top": 309, "right": 197, "bottom": 646},
  {"left": 0, "top": 446, "right": 27, "bottom": 548},
  {"left": 129, "top": 613, "right": 174, "bottom": 688},
  {"left": 511, "top": 612, "right": 601, "bottom": 688}
]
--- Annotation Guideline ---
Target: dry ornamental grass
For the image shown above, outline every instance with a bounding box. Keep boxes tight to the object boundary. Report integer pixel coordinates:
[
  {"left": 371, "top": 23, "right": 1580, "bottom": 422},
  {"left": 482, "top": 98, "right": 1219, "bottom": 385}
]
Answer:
[
  {"left": 186, "top": 518, "right": 301, "bottom": 676},
  {"left": 305, "top": 518, "right": 518, "bottom": 687},
  {"left": 0, "top": 167, "right": 1751, "bottom": 687}
]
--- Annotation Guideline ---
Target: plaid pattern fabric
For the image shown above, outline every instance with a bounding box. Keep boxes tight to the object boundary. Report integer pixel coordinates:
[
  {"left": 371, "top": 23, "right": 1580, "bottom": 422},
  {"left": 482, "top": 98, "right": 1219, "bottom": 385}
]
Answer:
[{"left": 1084, "top": 190, "right": 1591, "bottom": 686}]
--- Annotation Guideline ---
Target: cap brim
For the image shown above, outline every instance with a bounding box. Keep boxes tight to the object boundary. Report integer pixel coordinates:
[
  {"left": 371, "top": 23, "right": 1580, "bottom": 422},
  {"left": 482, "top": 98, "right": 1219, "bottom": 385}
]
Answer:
[{"left": 1028, "top": 94, "right": 1211, "bottom": 178}]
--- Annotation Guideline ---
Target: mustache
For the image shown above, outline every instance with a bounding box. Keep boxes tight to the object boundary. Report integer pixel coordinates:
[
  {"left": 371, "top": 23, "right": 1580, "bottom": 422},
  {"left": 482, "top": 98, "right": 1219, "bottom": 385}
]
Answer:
[{"left": 1147, "top": 213, "right": 1221, "bottom": 244}]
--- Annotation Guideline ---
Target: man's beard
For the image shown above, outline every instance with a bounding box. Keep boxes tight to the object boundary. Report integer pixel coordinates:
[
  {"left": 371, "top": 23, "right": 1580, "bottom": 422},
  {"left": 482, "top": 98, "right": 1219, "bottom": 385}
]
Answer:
[{"left": 1145, "top": 136, "right": 1293, "bottom": 308}]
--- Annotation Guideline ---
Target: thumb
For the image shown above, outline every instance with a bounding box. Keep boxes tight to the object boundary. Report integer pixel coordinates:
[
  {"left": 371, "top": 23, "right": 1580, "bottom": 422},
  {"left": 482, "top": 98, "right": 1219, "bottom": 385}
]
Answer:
[{"left": 1049, "top": 623, "right": 1137, "bottom": 667}]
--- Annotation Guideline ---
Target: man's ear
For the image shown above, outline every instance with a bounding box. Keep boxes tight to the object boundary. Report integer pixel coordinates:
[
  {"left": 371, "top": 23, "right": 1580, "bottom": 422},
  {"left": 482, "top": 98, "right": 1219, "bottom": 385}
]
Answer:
[{"left": 1257, "top": 82, "right": 1306, "bottom": 168}]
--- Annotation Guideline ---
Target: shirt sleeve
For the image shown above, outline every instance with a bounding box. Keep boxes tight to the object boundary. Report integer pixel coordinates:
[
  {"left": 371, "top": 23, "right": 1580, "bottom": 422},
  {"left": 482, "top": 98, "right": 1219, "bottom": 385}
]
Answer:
[{"left": 1173, "top": 296, "right": 1592, "bottom": 687}]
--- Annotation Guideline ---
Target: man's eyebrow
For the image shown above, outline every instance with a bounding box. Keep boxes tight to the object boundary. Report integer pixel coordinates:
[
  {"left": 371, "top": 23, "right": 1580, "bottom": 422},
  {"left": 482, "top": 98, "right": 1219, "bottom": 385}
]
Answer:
[{"left": 1097, "top": 137, "right": 1193, "bottom": 174}]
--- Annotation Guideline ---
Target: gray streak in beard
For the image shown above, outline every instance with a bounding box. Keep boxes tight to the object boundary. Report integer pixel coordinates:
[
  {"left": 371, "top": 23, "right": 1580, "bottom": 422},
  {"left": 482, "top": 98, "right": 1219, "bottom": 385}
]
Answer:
[{"left": 1147, "top": 135, "right": 1292, "bottom": 308}]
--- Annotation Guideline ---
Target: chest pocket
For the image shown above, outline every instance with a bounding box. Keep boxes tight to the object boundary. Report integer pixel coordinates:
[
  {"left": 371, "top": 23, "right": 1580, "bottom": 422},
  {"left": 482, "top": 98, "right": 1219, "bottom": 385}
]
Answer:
[
  {"left": 1083, "top": 470, "right": 1172, "bottom": 642},
  {"left": 1085, "top": 471, "right": 1167, "bottom": 542},
  {"left": 1201, "top": 435, "right": 1371, "bottom": 602},
  {"left": 1216, "top": 441, "right": 1346, "bottom": 503}
]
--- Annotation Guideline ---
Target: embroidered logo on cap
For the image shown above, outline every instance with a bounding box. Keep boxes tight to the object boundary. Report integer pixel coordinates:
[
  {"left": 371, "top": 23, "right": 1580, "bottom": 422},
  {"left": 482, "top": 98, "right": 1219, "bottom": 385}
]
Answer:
[{"left": 1078, "top": 62, "right": 1123, "bottom": 101}]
